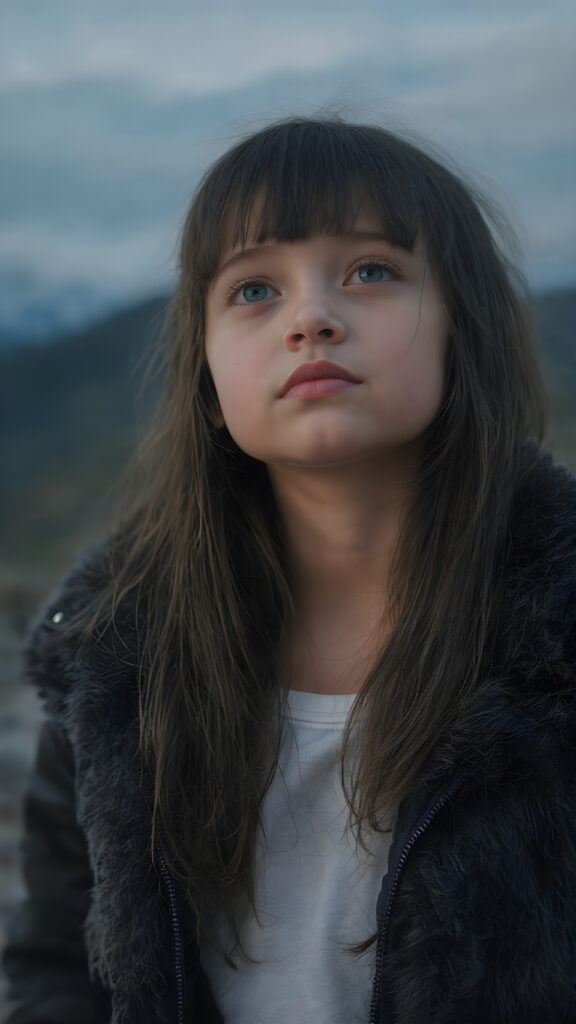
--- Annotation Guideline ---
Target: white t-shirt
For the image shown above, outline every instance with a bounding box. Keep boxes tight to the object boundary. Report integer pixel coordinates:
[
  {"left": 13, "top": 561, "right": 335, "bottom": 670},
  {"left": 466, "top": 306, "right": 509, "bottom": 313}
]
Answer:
[{"left": 199, "top": 690, "right": 395, "bottom": 1023}]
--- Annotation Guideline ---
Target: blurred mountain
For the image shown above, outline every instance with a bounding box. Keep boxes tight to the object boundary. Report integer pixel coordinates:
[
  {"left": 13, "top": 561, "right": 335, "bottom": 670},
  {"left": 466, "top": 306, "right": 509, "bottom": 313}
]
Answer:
[
  {"left": 532, "top": 287, "right": 575, "bottom": 393},
  {"left": 0, "top": 294, "right": 168, "bottom": 572},
  {"left": 0, "top": 295, "right": 168, "bottom": 478},
  {"left": 0, "top": 286, "right": 574, "bottom": 574},
  {"left": 0, "top": 270, "right": 125, "bottom": 346}
]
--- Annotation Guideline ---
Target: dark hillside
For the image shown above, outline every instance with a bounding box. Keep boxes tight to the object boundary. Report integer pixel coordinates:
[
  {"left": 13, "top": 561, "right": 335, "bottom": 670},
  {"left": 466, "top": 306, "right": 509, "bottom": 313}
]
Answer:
[
  {"left": 0, "top": 295, "right": 168, "bottom": 483},
  {"left": 533, "top": 287, "right": 575, "bottom": 397}
]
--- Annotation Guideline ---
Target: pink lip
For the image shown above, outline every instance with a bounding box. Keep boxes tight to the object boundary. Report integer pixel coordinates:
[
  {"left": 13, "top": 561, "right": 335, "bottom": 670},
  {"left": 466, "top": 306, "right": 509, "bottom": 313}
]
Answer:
[{"left": 280, "top": 360, "right": 361, "bottom": 398}]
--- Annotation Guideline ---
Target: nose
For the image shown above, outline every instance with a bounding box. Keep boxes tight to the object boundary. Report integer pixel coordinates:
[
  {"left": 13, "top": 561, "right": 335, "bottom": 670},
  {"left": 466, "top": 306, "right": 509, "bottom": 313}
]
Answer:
[{"left": 283, "top": 304, "right": 346, "bottom": 351}]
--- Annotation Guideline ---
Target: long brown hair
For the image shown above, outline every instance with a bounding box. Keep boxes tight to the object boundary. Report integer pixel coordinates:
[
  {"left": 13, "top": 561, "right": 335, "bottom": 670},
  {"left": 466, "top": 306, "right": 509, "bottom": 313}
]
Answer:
[{"left": 83, "top": 115, "right": 546, "bottom": 953}]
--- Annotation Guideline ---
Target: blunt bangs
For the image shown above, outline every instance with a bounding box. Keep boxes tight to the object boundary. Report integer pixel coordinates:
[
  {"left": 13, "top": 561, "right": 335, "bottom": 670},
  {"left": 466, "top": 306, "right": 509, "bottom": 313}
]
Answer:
[{"left": 186, "top": 119, "right": 430, "bottom": 292}]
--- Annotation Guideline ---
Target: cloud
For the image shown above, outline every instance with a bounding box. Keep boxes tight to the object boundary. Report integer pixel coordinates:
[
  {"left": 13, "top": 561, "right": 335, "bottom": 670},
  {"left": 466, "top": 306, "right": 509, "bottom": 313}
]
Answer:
[
  {"left": 0, "top": 220, "right": 177, "bottom": 293},
  {"left": 2, "top": 2, "right": 574, "bottom": 99},
  {"left": 0, "top": 2, "right": 376, "bottom": 94}
]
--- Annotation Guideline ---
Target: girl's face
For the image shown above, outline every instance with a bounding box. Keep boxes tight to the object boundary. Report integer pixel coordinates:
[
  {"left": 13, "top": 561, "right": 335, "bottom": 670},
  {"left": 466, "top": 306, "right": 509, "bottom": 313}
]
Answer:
[{"left": 204, "top": 207, "right": 448, "bottom": 472}]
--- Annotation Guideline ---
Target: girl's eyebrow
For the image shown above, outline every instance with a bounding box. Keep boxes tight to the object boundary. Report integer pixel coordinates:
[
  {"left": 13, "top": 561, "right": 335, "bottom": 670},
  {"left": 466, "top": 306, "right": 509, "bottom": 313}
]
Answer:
[{"left": 214, "top": 230, "right": 400, "bottom": 282}]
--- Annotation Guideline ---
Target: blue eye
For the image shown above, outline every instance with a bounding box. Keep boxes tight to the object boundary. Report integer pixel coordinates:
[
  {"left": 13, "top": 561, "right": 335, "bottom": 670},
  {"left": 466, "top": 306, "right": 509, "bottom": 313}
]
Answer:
[
  {"left": 225, "top": 259, "right": 397, "bottom": 307},
  {"left": 241, "top": 282, "right": 274, "bottom": 303},
  {"left": 356, "top": 262, "right": 394, "bottom": 283},
  {"left": 224, "top": 279, "right": 276, "bottom": 306}
]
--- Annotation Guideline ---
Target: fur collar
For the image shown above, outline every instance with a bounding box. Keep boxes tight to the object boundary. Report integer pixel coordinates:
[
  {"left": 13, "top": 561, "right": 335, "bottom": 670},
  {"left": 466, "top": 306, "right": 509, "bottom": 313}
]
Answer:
[
  {"left": 22, "top": 444, "right": 576, "bottom": 1020},
  {"left": 423, "top": 446, "right": 576, "bottom": 791}
]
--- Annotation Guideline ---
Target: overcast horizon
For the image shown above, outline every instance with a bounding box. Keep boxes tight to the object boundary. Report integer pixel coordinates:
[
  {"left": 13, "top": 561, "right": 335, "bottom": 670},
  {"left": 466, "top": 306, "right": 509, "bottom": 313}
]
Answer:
[{"left": 2, "top": 0, "right": 575, "bottom": 342}]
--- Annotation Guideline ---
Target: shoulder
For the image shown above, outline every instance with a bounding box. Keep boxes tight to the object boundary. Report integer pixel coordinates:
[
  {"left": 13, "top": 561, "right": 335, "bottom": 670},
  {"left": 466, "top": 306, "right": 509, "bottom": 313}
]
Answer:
[
  {"left": 500, "top": 445, "right": 576, "bottom": 679},
  {"left": 511, "top": 443, "right": 576, "bottom": 545},
  {"left": 23, "top": 534, "right": 140, "bottom": 720},
  {"left": 507, "top": 444, "right": 576, "bottom": 607},
  {"left": 27, "top": 534, "right": 114, "bottom": 632},
  {"left": 416, "top": 447, "right": 576, "bottom": 797}
]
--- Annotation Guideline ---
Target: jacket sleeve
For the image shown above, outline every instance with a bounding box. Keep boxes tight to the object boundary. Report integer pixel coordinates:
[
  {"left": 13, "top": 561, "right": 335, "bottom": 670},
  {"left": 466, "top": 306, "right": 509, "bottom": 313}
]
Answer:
[{"left": 2, "top": 716, "right": 112, "bottom": 1023}]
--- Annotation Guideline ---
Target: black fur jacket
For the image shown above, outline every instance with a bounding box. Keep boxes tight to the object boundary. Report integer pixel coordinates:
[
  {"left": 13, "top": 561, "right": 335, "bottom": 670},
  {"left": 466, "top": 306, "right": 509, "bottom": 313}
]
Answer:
[{"left": 3, "top": 445, "right": 576, "bottom": 1024}]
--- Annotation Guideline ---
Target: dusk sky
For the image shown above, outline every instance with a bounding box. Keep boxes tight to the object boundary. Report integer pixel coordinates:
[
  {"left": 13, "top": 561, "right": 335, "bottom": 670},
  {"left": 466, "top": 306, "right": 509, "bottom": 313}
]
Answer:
[{"left": 2, "top": 0, "right": 575, "bottom": 340}]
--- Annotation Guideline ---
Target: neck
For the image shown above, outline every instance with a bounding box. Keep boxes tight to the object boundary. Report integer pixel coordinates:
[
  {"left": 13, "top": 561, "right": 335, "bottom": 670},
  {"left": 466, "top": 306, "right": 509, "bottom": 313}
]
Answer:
[
  {"left": 269, "top": 451, "right": 419, "bottom": 694},
  {"left": 268, "top": 449, "right": 418, "bottom": 613}
]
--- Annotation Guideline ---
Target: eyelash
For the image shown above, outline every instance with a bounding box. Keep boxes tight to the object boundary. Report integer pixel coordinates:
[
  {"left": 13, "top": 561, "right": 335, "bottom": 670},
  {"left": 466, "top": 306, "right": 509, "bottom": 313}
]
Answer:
[{"left": 223, "top": 257, "right": 400, "bottom": 307}]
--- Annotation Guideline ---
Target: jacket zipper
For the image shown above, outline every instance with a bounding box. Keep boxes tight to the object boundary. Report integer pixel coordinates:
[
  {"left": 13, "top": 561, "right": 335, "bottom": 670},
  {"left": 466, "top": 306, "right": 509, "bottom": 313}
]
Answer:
[
  {"left": 368, "top": 771, "right": 466, "bottom": 1024},
  {"left": 157, "top": 845, "right": 185, "bottom": 1024}
]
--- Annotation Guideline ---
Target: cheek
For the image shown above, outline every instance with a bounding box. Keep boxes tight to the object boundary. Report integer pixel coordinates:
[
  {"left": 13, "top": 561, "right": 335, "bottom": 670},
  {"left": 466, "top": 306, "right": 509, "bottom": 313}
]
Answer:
[
  {"left": 206, "top": 336, "right": 238, "bottom": 404},
  {"left": 207, "top": 327, "right": 263, "bottom": 393},
  {"left": 408, "top": 326, "right": 446, "bottom": 400},
  {"left": 374, "top": 306, "right": 447, "bottom": 409},
  {"left": 211, "top": 358, "right": 253, "bottom": 415},
  {"left": 407, "top": 353, "right": 445, "bottom": 411},
  {"left": 206, "top": 346, "right": 264, "bottom": 447}
]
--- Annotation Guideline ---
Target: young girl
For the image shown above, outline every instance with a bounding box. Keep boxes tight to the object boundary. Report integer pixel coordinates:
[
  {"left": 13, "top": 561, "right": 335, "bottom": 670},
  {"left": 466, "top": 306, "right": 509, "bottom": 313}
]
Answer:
[{"left": 3, "top": 116, "right": 576, "bottom": 1024}]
